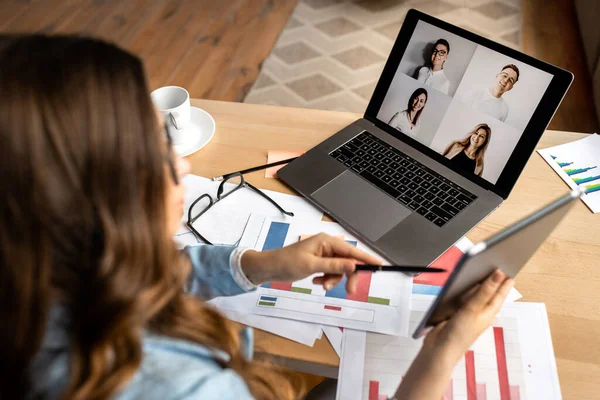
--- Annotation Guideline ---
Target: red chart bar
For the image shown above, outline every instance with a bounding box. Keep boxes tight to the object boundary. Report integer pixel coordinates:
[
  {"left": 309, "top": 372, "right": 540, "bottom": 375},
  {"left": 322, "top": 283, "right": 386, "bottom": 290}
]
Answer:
[
  {"left": 324, "top": 305, "right": 342, "bottom": 311},
  {"left": 368, "top": 380, "right": 379, "bottom": 400},
  {"left": 414, "top": 246, "right": 464, "bottom": 287},
  {"left": 494, "top": 327, "right": 511, "bottom": 400},
  {"left": 270, "top": 281, "right": 293, "bottom": 291},
  {"left": 443, "top": 379, "right": 453, "bottom": 400},
  {"left": 509, "top": 385, "right": 521, "bottom": 400},
  {"left": 465, "top": 351, "right": 477, "bottom": 400},
  {"left": 476, "top": 383, "right": 487, "bottom": 400},
  {"left": 346, "top": 272, "right": 372, "bottom": 302}
]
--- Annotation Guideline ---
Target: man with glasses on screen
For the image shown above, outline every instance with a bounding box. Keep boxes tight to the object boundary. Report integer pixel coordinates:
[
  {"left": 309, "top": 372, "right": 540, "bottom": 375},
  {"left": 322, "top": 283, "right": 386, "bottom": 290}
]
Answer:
[{"left": 462, "top": 64, "right": 520, "bottom": 122}]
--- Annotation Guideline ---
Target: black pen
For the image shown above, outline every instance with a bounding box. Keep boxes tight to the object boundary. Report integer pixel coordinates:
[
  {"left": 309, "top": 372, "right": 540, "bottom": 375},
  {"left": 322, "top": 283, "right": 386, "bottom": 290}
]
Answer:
[
  {"left": 355, "top": 265, "right": 446, "bottom": 273},
  {"left": 212, "top": 157, "right": 300, "bottom": 181}
]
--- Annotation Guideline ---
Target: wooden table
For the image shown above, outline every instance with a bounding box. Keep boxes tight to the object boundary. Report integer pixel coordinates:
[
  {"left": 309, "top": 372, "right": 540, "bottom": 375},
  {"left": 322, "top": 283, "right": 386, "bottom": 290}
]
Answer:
[{"left": 189, "top": 99, "right": 600, "bottom": 400}]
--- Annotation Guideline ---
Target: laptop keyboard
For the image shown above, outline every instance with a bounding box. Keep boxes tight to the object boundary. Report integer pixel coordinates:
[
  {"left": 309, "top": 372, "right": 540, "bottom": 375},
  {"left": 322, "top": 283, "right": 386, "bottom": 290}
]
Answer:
[{"left": 329, "top": 131, "right": 477, "bottom": 227}]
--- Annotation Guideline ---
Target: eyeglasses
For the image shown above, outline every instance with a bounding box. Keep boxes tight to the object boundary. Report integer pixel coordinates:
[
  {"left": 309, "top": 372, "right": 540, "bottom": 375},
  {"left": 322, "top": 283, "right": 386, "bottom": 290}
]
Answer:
[
  {"left": 186, "top": 172, "right": 294, "bottom": 245},
  {"left": 497, "top": 72, "right": 516, "bottom": 85},
  {"left": 432, "top": 49, "right": 447, "bottom": 56},
  {"left": 164, "top": 122, "right": 179, "bottom": 185}
]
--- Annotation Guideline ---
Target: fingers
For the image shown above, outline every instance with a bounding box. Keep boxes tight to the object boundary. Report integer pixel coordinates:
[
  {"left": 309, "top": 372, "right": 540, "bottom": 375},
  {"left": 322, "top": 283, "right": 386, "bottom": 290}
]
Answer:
[
  {"left": 485, "top": 278, "right": 514, "bottom": 314},
  {"left": 316, "top": 234, "right": 382, "bottom": 265},
  {"left": 466, "top": 270, "right": 507, "bottom": 311},
  {"left": 345, "top": 273, "right": 359, "bottom": 294},
  {"left": 311, "top": 272, "right": 358, "bottom": 293},
  {"left": 312, "top": 256, "right": 357, "bottom": 276}
]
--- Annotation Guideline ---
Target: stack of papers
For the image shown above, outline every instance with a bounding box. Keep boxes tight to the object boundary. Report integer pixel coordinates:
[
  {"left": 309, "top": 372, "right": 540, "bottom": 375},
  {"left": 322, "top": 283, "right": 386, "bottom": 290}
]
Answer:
[
  {"left": 336, "top": 301, "right": 562, "bottom": 400},
  {"left": 175, "top": 174, "right": 524, "bottom": 376}
]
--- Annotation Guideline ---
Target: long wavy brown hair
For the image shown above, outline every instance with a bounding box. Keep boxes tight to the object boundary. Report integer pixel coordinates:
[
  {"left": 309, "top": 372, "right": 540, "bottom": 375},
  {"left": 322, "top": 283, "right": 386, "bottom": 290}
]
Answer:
[
  {"left": 442, "top": 123, "right": 492, "bottom": 176},
  {"left": 0, "top": 35, "right": 294, "bottom": 400}
]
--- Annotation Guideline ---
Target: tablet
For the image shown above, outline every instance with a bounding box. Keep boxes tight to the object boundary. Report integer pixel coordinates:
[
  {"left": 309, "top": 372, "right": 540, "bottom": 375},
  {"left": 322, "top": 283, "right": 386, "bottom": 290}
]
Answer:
[{"left": 413, "top": 188, "right": 583, "bottom": 338}]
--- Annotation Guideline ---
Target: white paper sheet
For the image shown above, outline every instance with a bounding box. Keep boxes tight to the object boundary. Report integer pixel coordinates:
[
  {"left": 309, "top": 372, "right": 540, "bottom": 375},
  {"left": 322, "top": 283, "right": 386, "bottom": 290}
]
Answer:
[
  {"left": 210, "top": 293, "right": 322, "bottom": 347},
  {"left": 174, "top": 174, "right": 324, "bottom": 248},
  {"left": 322, "top": 325, "right": 344, "bottom": 357},
  {"left": 337, "top": 300, "right": 562, "bottom": 400},
  {"left": 249, "top": 217, "right": 412, "bottom": 336},
  {"left": 538, "top": 133, "right": 600, "bottom": 213}
]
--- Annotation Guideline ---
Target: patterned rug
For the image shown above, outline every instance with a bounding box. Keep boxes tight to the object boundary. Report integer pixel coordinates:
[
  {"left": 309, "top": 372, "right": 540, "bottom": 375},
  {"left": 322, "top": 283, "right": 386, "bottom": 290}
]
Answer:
[{"left": 243, "top": 0, "right": 522, "bottom": 113}]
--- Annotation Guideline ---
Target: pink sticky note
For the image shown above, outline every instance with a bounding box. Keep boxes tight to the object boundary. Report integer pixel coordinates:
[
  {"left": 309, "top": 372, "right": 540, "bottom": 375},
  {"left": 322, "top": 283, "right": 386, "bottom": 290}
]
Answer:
[{"left": 265, "top": 150, "right": 304, "bottom": 178}]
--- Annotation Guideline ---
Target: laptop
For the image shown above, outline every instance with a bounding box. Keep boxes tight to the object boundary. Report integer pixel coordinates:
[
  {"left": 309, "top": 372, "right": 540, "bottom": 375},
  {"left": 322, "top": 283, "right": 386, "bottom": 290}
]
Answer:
[{"left": 277, "top": 9, "right": 573, "bottom": 265}]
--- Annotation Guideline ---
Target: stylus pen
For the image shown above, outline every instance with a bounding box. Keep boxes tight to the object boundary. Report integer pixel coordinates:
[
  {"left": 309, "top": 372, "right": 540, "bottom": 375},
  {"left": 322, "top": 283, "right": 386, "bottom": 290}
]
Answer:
[
  {"left": 212, "top": 157, "right": 300, "bottom": 181},
  {"left": 355, "top": 265, "right": 446, "bottom": 273}
]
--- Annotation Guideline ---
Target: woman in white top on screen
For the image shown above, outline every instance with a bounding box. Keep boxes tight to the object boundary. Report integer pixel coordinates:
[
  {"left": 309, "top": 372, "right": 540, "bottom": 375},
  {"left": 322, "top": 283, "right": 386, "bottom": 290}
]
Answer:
[
  {"left": 388, "top": 88, "right": 428, "bottom": 138},
  {"left": 416, "top": 39, "right": 451, "bottom": 95}
]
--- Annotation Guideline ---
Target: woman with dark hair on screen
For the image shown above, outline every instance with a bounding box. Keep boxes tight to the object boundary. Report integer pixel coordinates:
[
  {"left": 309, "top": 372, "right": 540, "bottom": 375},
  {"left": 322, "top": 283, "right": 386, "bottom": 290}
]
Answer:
[
  {"left": 0, "top": 35, "right": 513, "bottom": 400},
  {"left": 416, "top": 38, "right": 451, "bottom": 95},
  {"left": 388, "top": 88, "right": 428, "bottom": 138},
  {"left": 442, "top": 123, "right": 492, "bottom": 176}
]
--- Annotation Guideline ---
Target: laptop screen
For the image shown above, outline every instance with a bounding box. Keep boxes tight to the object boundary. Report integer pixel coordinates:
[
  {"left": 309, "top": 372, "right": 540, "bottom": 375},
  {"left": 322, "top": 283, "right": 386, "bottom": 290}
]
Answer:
[{"left": 375, "top": 20, "right": 553, "bottom": 185}]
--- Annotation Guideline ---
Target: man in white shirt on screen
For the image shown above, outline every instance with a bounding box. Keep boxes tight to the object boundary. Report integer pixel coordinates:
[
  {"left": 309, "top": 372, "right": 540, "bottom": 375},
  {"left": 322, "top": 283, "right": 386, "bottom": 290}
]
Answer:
[
  {"left": 416, "top": 39, "right": 451, "bottom": 95},
  {"left": 462, "top": 64, "right": 520, "bottom": 122}
]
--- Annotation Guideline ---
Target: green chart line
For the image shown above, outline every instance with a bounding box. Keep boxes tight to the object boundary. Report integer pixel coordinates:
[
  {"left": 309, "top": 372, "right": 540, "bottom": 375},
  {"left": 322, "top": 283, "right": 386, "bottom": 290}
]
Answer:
[
  {"left": 586, "top": 184, "right": 600, "bottom": 194},
  {"left": 565, "top": 166, "right": 597, "bottom": 176},
  {"left": 367, "top": 296, "right": 390, "bottom": 305},
  {"left": 290, "top": 287, "right": 312, "bottom": 294},
  {"left": 573, "top": 175, "right": 600, "bottom": 185}
]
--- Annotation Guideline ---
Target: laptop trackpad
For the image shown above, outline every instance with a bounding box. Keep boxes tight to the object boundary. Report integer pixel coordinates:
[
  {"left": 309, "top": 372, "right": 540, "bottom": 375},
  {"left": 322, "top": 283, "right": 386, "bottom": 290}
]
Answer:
[{"left": 312, "top": 171, "right": 411, "bottom": 242}]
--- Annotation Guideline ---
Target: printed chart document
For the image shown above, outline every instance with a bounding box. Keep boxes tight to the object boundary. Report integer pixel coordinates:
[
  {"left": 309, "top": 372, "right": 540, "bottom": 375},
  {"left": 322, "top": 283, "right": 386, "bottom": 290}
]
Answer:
[
  {"left": 209, "top": 293, "right": 322, "bottom": 347},
  {"left": 538, "top": 133, "right": 600, "bottom": 213},
  {"left": 247, "top": 216, "right": 412, "bottom": 336},
  {"left": 337, "top": 300, "right": 561, "bottom": 400},
  {"left": 173, "top": 174, "right": 324, "bottom": 247}
]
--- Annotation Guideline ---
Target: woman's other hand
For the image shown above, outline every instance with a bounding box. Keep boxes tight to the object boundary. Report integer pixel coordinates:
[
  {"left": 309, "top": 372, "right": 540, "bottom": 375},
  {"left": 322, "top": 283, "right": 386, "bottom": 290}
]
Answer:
[
  {"left": 423, "top": 269, "right": 514, "bottom": 362},
  {"left": 394, "top": 270, "right": 513, "bottom": 400},
  {"left": 240, "top": 233, "right": 382, "bottom": 292}
]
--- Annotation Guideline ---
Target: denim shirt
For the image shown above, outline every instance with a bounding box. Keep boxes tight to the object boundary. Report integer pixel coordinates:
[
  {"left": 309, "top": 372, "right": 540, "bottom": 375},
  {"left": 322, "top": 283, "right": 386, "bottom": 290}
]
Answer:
[{"left": 30, "top": 245, "right": 257, "bottom": 399}]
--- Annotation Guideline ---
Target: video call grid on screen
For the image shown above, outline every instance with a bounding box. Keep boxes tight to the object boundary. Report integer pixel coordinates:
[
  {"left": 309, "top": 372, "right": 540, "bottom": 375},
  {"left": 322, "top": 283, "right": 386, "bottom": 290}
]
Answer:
[{"left": 376, "top": 20, "right": 553, "bottom": 185}]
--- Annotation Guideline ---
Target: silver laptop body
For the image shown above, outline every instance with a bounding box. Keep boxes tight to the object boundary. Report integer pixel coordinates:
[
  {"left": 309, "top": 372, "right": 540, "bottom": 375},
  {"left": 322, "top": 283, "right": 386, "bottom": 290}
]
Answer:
[{"left": 278, "top": 10, "right": 573, "bottom": 265}]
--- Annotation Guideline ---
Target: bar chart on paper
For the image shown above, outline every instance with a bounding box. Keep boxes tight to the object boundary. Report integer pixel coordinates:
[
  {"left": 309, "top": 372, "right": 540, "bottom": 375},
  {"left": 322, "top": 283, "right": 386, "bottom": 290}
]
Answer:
[
  {"left": 411, "top": 238, "right": 472, "bottom": 296},
  {"left": 361, "top": 312, "right": 527, "bottom": 400},
  {"left": 538, "top": 134, "right": 600, "bottom": 213},
  {"left": 337, "top": 302, "right": 562, "bottom": 400},
  {"left": 246, "top": 217, "right": 412, "bottom": 336}
]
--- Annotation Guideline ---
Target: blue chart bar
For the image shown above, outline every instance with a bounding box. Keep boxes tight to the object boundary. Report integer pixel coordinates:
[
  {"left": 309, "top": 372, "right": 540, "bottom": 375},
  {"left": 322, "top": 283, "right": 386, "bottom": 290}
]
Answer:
[
  {"left": 325, "top": 275, "right": 348, "bottom": 299},
  {"left": 260, "top": 296, "right": 278, "bottom": 302},
  {"left": 346, "top": 240, "right": 358, "bottom": 246},
  {"left": 413, "top": 284, "right": 442, "bottom": 295},
  {"left": 262, "top": 222, "right": 290, "bottom": 251},
  {"left": 566, "top": 166, "right": 597, "bottom": 176},
  {"left": 574, "top": 175, "right": 600, "bottom": 185},
  {"left": 587, "top": 185, "right": 600, "bottom": 194}
]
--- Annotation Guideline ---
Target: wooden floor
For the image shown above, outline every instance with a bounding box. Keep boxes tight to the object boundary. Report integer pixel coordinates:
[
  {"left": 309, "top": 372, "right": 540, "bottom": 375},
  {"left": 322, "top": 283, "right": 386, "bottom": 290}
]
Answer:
[
  {"left": 1, "top": 0, "right": 597, "bottom": 132},
  {"left": 0, "top": 0, "right": 298, "bottom": 102},
  {"left": 522, "top": 0, "right": 599, "bottom": 133}
]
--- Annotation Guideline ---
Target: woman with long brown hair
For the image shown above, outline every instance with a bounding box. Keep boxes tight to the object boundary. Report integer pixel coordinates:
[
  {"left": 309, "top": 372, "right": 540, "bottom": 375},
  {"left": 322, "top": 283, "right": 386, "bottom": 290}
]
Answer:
[
  {"left": 442, "top": 123, "right": 492, "bottom": 177},
  {"left": 0, "top": 35, "right": 512, "bottom": 400},
  {"left": 388, "top": 87, "right": 428, "bottom": 139}
]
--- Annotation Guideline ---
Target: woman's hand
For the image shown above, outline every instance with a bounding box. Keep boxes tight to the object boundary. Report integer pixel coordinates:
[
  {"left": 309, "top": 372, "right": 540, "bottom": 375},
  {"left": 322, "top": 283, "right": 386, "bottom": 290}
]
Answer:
[
  {"left": 394, "top": 269, "right": 514, "bottom": 400},
  {"left": 423, "top": 269, "right": 514, "bottom": 362},
  {"left": 241, "top": 233, "right": 382, "bottom": 293}
]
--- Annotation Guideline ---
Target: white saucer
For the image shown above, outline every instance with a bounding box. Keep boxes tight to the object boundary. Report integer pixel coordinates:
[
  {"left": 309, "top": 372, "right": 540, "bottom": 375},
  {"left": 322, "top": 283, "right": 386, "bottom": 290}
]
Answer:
[{"left": 173, "top": 107, "right": 215, "bottom": 157}]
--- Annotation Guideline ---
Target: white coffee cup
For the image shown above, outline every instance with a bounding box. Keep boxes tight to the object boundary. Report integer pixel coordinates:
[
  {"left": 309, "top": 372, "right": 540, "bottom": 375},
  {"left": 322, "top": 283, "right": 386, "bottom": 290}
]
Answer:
[{"left": 151, "top": 86, "right": 191, "bottom": 145}]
